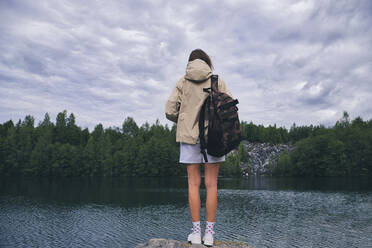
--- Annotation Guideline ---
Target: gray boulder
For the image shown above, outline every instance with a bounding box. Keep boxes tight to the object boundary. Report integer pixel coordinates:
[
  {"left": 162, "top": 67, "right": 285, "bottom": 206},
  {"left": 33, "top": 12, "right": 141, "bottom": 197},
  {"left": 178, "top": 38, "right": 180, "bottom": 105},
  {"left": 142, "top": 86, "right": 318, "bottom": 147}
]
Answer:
[
  {"left": 135, "top": 238, "right": 187, "bottom": 248},
  {"left": 135, "top": 238, "right": 253, "bottom": 248}
]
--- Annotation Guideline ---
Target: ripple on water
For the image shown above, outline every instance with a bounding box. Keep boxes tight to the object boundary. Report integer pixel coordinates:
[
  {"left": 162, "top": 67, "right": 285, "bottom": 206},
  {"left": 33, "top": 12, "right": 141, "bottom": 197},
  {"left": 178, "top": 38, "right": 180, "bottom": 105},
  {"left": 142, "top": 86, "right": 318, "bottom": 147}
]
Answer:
[
  {"left": 1, "top": 188, "right": 372, "bottom": 248},
  {"left": 216, "top": 189, "right": 372, "bottom": 248}
]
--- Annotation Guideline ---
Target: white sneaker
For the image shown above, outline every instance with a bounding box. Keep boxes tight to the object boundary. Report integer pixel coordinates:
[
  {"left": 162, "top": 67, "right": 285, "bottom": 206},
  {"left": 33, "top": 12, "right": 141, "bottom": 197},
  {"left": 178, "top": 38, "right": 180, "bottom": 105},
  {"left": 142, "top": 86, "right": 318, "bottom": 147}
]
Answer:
[
  {"left": 202, "top": 229, "right": 215, "bottom": 247},
  {"left": 187, "top": 228, "right": 202, "bottom": 244}
]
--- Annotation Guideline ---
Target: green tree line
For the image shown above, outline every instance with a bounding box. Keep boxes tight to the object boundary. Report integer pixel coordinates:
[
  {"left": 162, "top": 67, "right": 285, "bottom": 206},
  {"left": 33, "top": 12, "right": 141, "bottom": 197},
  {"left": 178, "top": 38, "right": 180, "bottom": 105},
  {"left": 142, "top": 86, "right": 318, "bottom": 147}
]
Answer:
[
  {"left": 271, "top": 111, "right": 372, "bottom": 177},
  {"left": 0, "top": 110, "right": 242, "bottom": 177},
  {"left": 1, "top": 110, "right": 371, "bottom": 177},
  {"left": 241, "top": 120, "right": 328, "bottom": 144}
]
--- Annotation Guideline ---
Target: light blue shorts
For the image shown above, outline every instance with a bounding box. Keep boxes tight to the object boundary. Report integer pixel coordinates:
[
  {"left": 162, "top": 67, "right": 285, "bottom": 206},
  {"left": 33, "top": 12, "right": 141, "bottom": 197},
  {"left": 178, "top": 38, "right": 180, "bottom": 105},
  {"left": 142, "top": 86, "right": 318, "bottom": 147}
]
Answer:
[{"left": 179, "top": 138, "right": 225, "bottom": 164}]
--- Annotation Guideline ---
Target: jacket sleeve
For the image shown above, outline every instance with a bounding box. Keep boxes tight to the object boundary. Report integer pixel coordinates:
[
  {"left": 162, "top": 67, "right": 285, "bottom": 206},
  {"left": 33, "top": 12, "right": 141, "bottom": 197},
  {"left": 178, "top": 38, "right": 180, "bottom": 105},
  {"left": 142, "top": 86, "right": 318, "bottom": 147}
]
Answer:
[
  {"left": 165, "top": 78, "right": 183, "bottom": 123},
  {"left": 218, "top": 78, "right": 234, "bottom": 98}
]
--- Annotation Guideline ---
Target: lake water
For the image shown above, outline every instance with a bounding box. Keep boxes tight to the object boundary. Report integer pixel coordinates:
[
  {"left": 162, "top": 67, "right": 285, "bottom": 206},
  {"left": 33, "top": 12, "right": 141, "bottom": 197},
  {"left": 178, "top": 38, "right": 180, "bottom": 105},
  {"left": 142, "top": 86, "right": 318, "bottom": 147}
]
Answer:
[{"left": 1, "top": 176, "right": 371, "bottom": 248}]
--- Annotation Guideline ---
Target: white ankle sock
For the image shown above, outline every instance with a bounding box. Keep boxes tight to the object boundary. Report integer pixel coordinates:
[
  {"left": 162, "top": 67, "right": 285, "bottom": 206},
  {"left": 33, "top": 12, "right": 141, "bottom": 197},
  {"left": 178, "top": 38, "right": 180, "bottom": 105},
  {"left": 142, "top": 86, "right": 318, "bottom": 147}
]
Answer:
[
  {"left": 192, "top": 221, "right": 201, "bottom": 234},
  {"left": 205, "top": 221, "right": 215, "bottom": 234}
]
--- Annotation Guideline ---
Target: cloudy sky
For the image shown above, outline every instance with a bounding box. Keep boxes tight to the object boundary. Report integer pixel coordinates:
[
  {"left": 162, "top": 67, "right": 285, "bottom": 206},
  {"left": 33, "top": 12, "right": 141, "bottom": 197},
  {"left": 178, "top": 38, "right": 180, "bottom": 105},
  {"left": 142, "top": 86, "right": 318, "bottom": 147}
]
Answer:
[{"left": 0, "top": 0, "right": 371, "bottom": 132}]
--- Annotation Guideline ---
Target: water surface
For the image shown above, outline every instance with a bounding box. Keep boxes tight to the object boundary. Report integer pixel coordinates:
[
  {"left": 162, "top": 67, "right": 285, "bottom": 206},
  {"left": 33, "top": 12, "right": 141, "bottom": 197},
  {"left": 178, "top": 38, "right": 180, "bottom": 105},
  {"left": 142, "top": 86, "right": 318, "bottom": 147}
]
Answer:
[{"left": 1, "top": 176, "right": 371, "bottom": 248}]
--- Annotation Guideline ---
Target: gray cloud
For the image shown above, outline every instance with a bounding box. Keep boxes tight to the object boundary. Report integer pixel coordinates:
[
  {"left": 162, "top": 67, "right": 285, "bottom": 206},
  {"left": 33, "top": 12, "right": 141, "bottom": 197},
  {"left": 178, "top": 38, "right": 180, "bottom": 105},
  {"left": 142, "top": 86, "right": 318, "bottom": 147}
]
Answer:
[{"left": 0, "top": 0, "right": 371, "bottom": 131}]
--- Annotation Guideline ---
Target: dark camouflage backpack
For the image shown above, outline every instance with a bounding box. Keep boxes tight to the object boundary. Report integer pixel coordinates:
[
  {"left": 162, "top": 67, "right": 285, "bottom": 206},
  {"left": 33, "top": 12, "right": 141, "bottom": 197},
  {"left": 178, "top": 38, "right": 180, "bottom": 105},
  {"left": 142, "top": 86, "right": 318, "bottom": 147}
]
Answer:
[{"left": 198, "top": 74, "right": 242, "bottom": 162}]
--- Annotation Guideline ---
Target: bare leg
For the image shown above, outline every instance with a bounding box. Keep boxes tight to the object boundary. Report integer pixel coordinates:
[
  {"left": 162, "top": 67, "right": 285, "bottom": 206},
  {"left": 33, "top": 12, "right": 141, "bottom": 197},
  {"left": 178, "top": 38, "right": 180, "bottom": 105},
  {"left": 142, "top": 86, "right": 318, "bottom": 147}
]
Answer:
[
  {"left": 204, "top": 163, "right": 220, "bottom": 222},
  {"left": 187, "top": 164, "right": 201, "bottom": 222}
]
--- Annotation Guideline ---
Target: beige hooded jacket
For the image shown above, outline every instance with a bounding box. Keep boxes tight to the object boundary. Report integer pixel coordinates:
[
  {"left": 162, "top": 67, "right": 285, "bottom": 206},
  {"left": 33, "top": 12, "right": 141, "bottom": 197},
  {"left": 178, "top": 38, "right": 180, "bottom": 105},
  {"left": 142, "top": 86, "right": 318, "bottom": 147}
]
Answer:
[{"left": 165, "top": 59, "right": 233, "bottom": 144}]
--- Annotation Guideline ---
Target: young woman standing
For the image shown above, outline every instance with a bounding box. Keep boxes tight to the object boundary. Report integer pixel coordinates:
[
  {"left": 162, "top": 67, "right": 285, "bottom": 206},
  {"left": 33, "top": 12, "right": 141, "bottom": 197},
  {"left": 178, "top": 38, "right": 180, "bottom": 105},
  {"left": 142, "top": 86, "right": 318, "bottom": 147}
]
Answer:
[{"left": 165, "top": 49, "right": 233, "bottom": 246}]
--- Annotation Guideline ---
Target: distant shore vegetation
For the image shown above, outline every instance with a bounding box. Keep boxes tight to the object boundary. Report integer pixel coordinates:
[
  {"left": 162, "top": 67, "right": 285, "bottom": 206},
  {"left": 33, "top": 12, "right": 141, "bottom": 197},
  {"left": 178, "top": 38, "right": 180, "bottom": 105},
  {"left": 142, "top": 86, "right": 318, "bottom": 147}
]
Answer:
[{"left": 0, "top": 110, "right": 371, "bottom": 177}]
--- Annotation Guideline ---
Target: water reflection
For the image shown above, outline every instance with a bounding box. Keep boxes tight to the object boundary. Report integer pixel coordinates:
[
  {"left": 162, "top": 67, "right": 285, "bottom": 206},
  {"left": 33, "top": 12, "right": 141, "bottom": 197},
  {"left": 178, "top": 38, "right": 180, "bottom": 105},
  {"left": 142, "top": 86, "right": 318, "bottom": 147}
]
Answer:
[
  {"left": 1, "top": 176, "right": 371, "bottom": 206},
  {"left": 219, "top": 176, "right": 372, "bottom": 192}
]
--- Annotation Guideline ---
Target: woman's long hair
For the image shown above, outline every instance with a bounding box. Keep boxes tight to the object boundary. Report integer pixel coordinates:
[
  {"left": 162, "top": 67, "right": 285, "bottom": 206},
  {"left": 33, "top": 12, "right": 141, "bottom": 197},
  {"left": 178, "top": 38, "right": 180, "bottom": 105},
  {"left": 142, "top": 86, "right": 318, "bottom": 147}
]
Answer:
[{"left": 188, "top": 49, "right": 214, "bottom": 70}]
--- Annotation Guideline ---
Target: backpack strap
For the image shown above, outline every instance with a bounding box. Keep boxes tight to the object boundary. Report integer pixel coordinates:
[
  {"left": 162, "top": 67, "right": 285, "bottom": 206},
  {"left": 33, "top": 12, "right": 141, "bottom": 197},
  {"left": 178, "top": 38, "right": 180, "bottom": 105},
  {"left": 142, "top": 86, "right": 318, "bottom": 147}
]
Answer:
[
  {"left": 211, "top": 74, "right": 218, "bottom": 92},
  {"left": 210, "top": 74, "right": 219, "bottom": 122},
  {"left": 198, "top": 75, "right": 218, "bottom": 163},
  {"left": 199, "top": 94, "right": 209, "bottom": 163}
]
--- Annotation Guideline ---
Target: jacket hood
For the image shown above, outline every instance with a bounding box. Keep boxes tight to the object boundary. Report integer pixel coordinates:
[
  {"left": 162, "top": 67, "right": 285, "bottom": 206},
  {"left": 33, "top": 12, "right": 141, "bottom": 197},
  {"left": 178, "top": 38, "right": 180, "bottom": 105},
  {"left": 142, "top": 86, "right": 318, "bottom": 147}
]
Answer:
[{"left": 184, "top": 59, "right": 212, "bottom": 83}]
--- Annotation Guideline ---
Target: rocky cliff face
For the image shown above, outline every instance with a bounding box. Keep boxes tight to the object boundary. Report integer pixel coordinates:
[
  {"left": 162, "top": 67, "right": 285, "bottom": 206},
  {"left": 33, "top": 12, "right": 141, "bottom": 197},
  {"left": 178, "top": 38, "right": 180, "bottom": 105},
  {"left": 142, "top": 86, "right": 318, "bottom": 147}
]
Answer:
[{"left": 237, "top": 140, "right": 294, "bottom": 176}]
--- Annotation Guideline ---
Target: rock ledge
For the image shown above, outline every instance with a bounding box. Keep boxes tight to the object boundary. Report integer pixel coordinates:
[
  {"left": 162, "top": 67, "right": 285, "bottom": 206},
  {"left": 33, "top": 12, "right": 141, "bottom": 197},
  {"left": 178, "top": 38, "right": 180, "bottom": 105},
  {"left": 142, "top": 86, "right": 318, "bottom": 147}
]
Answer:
[{"left": 136, "top": 238, "right": 253, "bottom": 248}]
